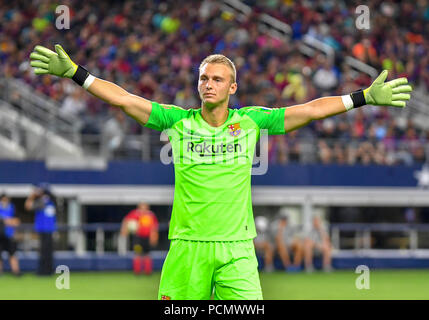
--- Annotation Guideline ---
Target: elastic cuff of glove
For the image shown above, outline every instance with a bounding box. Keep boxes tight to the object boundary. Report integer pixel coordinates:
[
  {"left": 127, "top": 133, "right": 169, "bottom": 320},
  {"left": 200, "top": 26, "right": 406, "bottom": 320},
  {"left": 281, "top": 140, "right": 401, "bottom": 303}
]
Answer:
[
  {"left": 83, "top": 74, "right": 95, "bottom": 90},
  {"left": 72, "top": 65, "right": 90, "bottom": 86},
  {"left": 350, "top": 89, "right": 366, "bottom": 108},
  {"left": 341, "top": 95, "right": 354, "bottom": 111}
]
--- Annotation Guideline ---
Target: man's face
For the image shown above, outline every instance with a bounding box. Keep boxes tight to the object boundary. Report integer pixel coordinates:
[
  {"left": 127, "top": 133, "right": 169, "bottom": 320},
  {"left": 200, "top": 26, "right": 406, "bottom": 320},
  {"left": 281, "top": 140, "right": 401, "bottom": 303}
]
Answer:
[
  {"left": 35, "top": 188, "right": 44, "bottom": 197},
  {"left": 0, "top": 196, "right": 8, "bottom": 205},
  {"left": 198, "top": 63, "right": 237, "bottom": 108},
  {"left": 138, "top": 203, "right": 149, "bottom": 211},
  {"left": 313, "top": 217, "right": 321, "bottom": 228}
]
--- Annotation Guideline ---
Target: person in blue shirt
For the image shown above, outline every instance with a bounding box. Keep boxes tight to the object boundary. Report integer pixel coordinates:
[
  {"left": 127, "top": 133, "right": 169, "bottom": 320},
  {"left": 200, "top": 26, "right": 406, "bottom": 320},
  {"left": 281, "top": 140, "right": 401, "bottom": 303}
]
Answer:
[
  {"left": 25, "top": 183, "right": 57, "bottom": 275},
  {"left": 0, "top": 193, "right": 21, "bottom": 276}
]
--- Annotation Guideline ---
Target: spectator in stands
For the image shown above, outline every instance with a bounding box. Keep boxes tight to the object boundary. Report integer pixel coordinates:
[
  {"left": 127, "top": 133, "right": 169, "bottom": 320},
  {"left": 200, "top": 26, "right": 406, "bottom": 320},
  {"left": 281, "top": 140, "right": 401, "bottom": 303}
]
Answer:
[
  {"left": 24, "top": 183, "right": 57, "bottom": 276},
  {"left": 101, "top": 109, "right": 128, "bottom": 158},
  {"left": 59, "top": 87, "right": 87, "bottom": 118},
  {"left": 312, "top": 56, "right": 339, "bottom": 93},
  {"left": 174, "top": 84, "right": 198, "bottom": 108},
  {"left": 304, "top": 215, "right": 332, "bottom": 273},
  {"left": 273, "top": 213, "right": 303, "bottom": 272},
  {"left": 120, "top": 202, "right": 159, "bottom": 275},
  {"left": 352, "top": 38, "right": 378, "bottom": 67},
  {"left": 0, "top": 193, "right": 21, "bottom": 276},
  {"left": 253, "top": 215, "right": 275, "bottom": 272},
  {"left": 285, "top": 130, "right": 301, "bottom": 163}
]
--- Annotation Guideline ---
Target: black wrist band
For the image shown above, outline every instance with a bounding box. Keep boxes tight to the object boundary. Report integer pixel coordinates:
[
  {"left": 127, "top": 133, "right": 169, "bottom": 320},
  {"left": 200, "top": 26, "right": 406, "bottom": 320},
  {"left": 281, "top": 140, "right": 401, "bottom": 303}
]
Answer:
[
  {"left": 72, "top": 65, "right": 89, "bottom": 86},
  {"left": 350, "top": 89, "right": 366, "bottom": 108}
]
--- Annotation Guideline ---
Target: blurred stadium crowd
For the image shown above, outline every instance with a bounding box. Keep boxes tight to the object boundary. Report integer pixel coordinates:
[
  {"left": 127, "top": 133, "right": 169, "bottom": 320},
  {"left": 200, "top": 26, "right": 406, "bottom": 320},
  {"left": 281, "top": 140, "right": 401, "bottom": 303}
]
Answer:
[{"left": 1, "top": 0, "right": 428, "bottom": 164}]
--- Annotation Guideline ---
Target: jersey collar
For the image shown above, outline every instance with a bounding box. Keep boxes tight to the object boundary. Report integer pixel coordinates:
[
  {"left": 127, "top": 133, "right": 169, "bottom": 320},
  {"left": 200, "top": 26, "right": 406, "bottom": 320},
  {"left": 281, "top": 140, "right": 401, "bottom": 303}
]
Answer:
[{"left": 197, "top": 108, "right": 234, "bottom": 131}]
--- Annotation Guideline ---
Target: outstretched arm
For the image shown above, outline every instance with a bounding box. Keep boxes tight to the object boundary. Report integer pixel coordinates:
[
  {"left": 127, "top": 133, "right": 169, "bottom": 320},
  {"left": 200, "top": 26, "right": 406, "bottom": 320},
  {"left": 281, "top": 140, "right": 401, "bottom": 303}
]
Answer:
[
  {"left": 149, "top": 228, "right": 159, "bottom": 246},
  {"left": 283, "top": 96, "right": 345, "bottom": 133},
  {"left": 24, "top": 191, "right": 38, "bottom": 211},
  {"left": 283, "top": 70, "right": 412, "bottom": 133},
  {"left": 119, "top": 219, "right": 129, "bottom": 237},
  {"left": 86, "top": 78, "right": 152, "bottom": 125},
  {"left": 30, "top": 44, "right": 152, "bottom": 125}
]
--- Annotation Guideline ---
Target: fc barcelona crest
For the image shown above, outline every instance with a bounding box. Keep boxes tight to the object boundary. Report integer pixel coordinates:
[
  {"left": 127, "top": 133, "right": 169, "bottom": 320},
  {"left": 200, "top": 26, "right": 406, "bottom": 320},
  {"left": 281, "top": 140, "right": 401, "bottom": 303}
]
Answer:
[{"left": 228, "top": 123, "right": 241, "bottom": 137}]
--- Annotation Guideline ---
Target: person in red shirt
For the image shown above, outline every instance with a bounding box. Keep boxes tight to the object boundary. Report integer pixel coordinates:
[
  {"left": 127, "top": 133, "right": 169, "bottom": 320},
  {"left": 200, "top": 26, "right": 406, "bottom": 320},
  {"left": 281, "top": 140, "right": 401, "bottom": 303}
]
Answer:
[{"left": 120, "top": 202, "right": 159, "bottom": 275}]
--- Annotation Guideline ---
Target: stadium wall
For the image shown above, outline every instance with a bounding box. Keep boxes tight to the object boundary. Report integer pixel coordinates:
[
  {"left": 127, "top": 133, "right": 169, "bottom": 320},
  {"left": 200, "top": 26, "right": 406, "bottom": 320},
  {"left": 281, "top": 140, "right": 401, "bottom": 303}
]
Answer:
[
  {"left": 0, "top": 160, "right": 425, "bottom": 187},
  {"left": 3, "top": 252, "right": 429, "bottom": 272}
]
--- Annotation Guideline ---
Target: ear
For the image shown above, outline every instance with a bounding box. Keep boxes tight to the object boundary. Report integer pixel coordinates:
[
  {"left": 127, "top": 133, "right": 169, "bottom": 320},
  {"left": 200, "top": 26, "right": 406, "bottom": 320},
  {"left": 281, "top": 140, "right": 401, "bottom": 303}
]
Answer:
[{"left": 229, "top": 82, "right": 237, "bottom": 95}]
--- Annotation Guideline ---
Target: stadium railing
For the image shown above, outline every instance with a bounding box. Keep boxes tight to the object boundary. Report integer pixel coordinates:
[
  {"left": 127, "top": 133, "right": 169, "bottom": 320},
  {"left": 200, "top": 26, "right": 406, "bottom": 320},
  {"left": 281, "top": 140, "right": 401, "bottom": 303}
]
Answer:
[
  {"left": 330, "top": 223, "right": 429, "bottom": 251},
  {"left": 14, "top": 222, "right": 170, "bottom": 256},
  {"left": 11, "top": 222, "right": 429, "bottom": 256},
  {"left": 0, "top": 78, "right": 82, "bottom": 137},
  {"left": 0, "top": 78, "right": 85, "bottom": 159}
]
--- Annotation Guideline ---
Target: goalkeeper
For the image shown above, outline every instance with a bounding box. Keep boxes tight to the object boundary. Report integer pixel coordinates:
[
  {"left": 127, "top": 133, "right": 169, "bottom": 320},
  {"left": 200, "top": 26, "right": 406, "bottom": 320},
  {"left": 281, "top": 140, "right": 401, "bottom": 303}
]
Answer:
[{"left": 30, "top": 44, "right": 412, "bottom": 300}]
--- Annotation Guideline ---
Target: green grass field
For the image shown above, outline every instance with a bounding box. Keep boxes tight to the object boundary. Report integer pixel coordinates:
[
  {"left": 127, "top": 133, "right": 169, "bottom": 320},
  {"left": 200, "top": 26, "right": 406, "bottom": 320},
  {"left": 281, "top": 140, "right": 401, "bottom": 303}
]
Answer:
[{"left": 0, "top": 270, "right": 428, "bottom": 300}]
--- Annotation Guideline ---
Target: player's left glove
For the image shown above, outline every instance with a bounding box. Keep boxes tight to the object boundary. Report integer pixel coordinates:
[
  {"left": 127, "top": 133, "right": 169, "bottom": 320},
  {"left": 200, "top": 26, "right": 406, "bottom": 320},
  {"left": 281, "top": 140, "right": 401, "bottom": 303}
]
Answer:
[{"left": 363, "top": 70, "right": 413, "bottom": 108}]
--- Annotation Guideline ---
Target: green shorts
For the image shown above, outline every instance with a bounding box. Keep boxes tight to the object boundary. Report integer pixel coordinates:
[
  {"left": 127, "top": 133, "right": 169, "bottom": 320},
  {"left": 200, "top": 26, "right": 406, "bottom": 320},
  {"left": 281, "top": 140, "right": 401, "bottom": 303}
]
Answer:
[{"left": 158, "top": 239, "right": 263, "bottom": 300}]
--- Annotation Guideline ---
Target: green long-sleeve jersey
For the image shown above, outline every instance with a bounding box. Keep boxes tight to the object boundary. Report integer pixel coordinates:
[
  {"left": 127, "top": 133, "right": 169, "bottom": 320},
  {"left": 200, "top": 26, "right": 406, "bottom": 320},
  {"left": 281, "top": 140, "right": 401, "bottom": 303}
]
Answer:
[{"left": 145, "top": 101, "right": 286, "bottom": 241}]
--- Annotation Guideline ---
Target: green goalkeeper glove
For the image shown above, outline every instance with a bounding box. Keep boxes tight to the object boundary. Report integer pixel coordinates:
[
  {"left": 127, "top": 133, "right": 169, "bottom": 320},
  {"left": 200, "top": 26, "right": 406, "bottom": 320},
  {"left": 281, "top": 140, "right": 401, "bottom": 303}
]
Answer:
[
  {"left": 30, "top": 44, "right": 92, "bottom": 87},
  {"left": 363, "top": 70, "right": 412, "bottom": 108},
  {"left": 30, "top": 44, "right": 78, "bottom": 78}
]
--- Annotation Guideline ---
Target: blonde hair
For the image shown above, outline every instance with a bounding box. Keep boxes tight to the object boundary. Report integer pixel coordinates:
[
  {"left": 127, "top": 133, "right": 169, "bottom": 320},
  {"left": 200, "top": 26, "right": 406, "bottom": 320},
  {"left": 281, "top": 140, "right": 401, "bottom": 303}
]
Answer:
[{"left": 199, "top": 54, "right": 237, "bottom": 83}]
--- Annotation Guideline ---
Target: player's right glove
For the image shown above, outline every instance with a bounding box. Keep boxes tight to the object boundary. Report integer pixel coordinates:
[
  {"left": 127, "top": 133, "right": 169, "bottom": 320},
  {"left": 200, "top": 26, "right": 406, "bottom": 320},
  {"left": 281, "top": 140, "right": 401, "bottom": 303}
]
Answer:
[
  {"left": 30, "top": 44, "right": 78, "bottom": 78},
  {"left": 30, "top": 44, "right": 92, "bottom": 87}
]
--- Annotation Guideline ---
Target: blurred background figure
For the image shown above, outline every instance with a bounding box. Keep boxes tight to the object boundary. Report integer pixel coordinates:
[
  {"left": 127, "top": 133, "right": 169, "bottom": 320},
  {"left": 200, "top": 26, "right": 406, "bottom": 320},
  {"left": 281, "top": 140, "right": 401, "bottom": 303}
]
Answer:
[
  {"left": 25, "top": 183, "right": 57, "bottom": 276},
  {"left": 101, "top": 109, "right": 128, "bottom": 159},
  {"left": 304, "top": 215, "right": 332, "bottom": 273},
  {"left": 274, "top": 213, "right": 303, "bottom": 272},
  {"left": 59, "top": 87, "right": 87, "bottom": 119},
  {"left": 253, "top": 215, "right": 274, "bottom": 272},
  {"left": 120, "top": 202, "right": 159, "bottom": 275},
  {"left": 0, "top": 193, "right": 21, "bottom": 276}
]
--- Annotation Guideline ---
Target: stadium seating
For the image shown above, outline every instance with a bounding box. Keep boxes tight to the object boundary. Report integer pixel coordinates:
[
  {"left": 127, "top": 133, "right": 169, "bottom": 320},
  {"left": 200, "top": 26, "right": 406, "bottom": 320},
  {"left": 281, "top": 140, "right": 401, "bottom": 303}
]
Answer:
[{"left": 0, "top": 0, "right": 428, "bottom": 164}]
